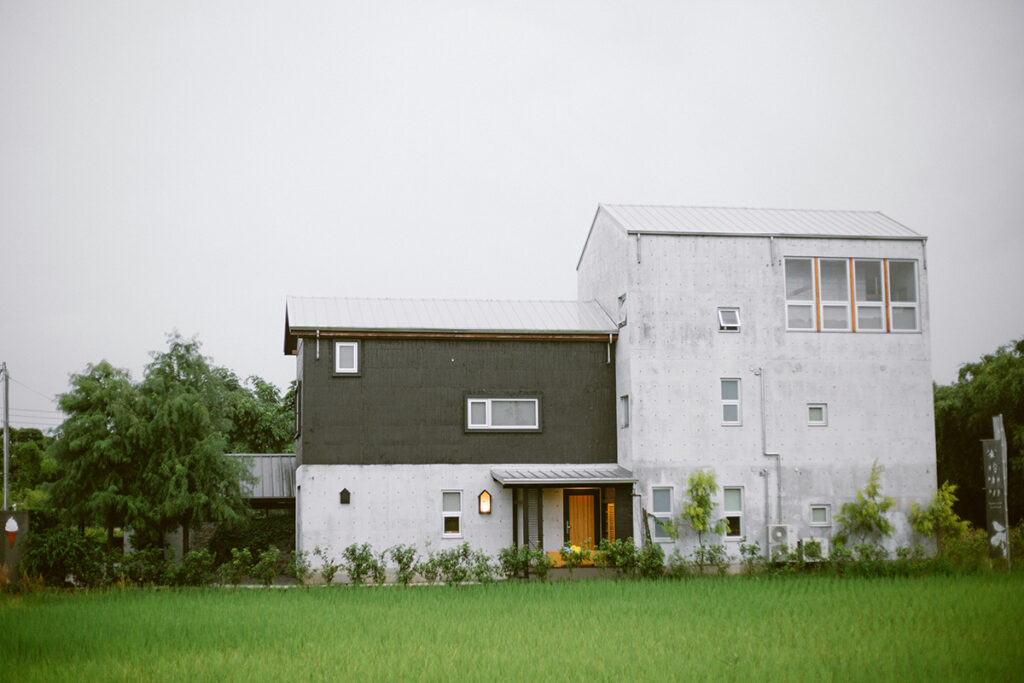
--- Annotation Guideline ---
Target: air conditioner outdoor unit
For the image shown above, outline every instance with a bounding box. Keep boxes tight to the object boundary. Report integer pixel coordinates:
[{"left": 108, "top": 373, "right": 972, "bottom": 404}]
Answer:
[
  {"left": 800, "top": 537, "right": 830, "bottom": 561},
  {"left": 768, "top": 524, "right": 796, "bottom": 560}
]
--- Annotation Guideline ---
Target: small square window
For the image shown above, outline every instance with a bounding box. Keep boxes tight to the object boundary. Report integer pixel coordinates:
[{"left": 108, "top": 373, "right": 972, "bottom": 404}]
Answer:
[
  {"left": 808, "top": 403, "right": 828, "bottom": 426},
  {"left": 810, "top": 504, "right": 831, "bottom": 527},
  {"left": 718, "top": 308, "right": 741, "bottom": 332},
  {"left": 443, "top": 491, "right": 462, "bottom": 536},
  {"left": 334, "top": 341, "right": 359, "bottom": 375}
]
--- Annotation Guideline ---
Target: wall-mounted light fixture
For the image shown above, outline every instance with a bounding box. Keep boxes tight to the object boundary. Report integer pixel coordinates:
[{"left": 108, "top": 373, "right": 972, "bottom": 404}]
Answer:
[
  {"left": 478, "top": 489, "right": 492, "bottom": 514},
  {"left": 339, "top": 488, "right": 351, "bottom": 505}
]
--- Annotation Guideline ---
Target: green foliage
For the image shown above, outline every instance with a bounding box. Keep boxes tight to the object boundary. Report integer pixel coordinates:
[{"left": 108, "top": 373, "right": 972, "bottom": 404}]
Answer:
[
  {"left": 909, "top": 481, "right": 970, "bottom": 549},
  {"left": 415, "top": 550, "right": 441, "bottom": 584},
  {"left": 934, "top": 337, "right": 1024, "bottom": 526},
  {"left": 668, "top": 470, "right": 728, "bottom": 546},
  {"left": 835, "top": 461, "right": 895, "bottom": 544},
  {"left": 559, "top": 539, "right": 592, "bottom": 579},
  {"left": 219, "top": 548, "right": 253, "bottom": 586},
  {"left": 341, "top": 543, "right": 378, "bottom": 586},
  {"left": 208, "top": 514, "right": 294, "bottom": 565},
  {"left": 252, "top": 546, "right": 281, "bottom": 586},
  {"left": 596, "top": 538, "right": 639, "bottom": 578},
  {"left": 436, "top": 543, "right": 474, "bottom": 584},
  {"left": 121, "top": 547, "right": 174, "bottom": 586},
  {"left": 314, "top": 547, "right": 341, "bottom": 585},
  {"left": 692, "top": 544, "right": 729, "bottom": 575},
  {"left": 637, "top": 542, "right": 665, "bottom": 579},
  {"left": 470, "top": 549, "right": 495, "bottom": 584},
  {"left": 287, "top": 550, "right": 313, "bottom": 586},
  {"left": 530, "top": 549, "right": 552, "bottom": 582},
  {"left": 739, "top": 542, "right": 762, "bottom": 576},
  {"left": 3, "top": 427, "right": 58, "bottom": 511},
  {"left": 388, "top": 544, "right": 418, "bottom": 586},
  {"left": 371, "top": 550, "right": 388, "bottom": 586},
  {"left": 20, "top": 527, "right": 106, "bottom": 587},
  {"left": 176, "top": 549, "right": 217, "bottom": 587},
  {"left": 497, "top": 545, "right": 551, "bottom": 581}
]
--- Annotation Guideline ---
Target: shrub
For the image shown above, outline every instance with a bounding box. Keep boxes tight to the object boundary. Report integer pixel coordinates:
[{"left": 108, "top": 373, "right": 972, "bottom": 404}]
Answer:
[
  {"left": 218, "top": 547, "right": 253, "bottom": 586},
  {"left": 470, "top": 549, "right": 495, "bottom": 584},
  {"left": 436, "top": 543, "right": 472, "bottom": 584},
  {"left": 530, "top": 549, "right": 552, "bottom": 582},
  {"left": 21, "top": 526, "right": 107, "bottom": 587},
  {"left": 637, "top": 542, "right": 665, "bottom": 579},
  {"left": 122, "top": 547, "right": 174, "bottom": 587},
  {"left": 314, "top": 547, "right": 341, "bottom": 586},
  {"left": 371, "top": 551, "right": 387, "bottom": 586},
  {"left": 835, "top": 461, "right": 895, "bottom": 544},
  {"left": 341, "top": 543, "right": 376, "bottom": 586},
  {"left": 389, "top": 544, "right": 418, "bottom": 586},
  {"left": 176, "top": 549, "right": 216, "bottom": 587},
  {"left": 252, "top": 546, "right": 281, "bottom": 586},
  {"left": 665, "top": 548, "right": 690, "bottom": 579},
  {"left": 739, "top": 542, "right": 762, "bottom": 576},
  {"left": 909, "top": 481, "right": 970, "bottom": 551},
  {"left": 693, "top": 544, "right": 729, "bottom": 575},
  {"left": 559, "top": 540, "right": 592, "bottom": 579},
  {"left": 598, "top": 538, "right": 639, "bottom": 578},
  {"left": 287, "top": 550, "right": 313, "bottom": 586},
  {"left": 416, "top": 551, "right": 441, "bottom": 584},
  {"left": 497, "top": 545, "right": 530, "bottom": 580},
  {"left": 208, "top": 514, "right": 294, "bottom": 565}
]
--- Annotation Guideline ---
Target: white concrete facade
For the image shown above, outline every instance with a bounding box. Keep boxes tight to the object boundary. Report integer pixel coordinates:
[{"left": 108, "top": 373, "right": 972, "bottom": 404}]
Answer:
[
  {"left": 297, "top": 464, "right": 583, "bottom": 567},
  {"left": 577, "top": 208, "right": 936, "bottom": 557}
]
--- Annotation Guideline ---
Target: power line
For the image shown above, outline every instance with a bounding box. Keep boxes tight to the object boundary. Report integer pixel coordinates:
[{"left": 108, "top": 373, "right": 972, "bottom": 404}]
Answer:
[
  {"left": 10, "top": 407, "right": 62, "bottom": 415},
  {"left": 8, "top": 377, "right": 57, "bottom": 404}
]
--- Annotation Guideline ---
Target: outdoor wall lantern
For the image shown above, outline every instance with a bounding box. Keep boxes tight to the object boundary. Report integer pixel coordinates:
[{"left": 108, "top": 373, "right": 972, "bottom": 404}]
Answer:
[
  {"left": 339, "top": 488, "right": 351, "bottom": 505},
  {"left": 478, "top": 490, "right": 492, "bottom": 515}
]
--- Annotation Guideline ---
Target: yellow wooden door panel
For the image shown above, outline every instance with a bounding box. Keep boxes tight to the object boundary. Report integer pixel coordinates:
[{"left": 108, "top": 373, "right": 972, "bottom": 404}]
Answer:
[{"left": 569, "top": 495, "right": 595, "bottom": 547}]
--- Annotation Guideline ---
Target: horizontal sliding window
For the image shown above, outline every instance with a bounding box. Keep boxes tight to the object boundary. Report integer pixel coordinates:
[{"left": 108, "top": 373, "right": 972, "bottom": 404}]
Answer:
[{"left": 467, "top": 398, "right": 540, "bottom": 430}]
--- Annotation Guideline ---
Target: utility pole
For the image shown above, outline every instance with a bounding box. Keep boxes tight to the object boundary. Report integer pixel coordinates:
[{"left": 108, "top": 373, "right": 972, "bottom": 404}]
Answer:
[{"left": 2, "top": 362, "right": 8, "bottom": 511}]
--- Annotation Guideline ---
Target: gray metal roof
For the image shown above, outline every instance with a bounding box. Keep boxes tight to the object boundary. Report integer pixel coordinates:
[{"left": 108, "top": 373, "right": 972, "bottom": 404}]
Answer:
[
  {"left": 228, "top": 454, "right": 296, "bottom": 499},
  {"left": 599, "top": 204, "right": 923, "bottom": 239},
  {"left": 286, "top": 297, "right": 618, "bottom": 337},
  {"left": 491, "top": 465, "right": 636, "bottom": 487}
]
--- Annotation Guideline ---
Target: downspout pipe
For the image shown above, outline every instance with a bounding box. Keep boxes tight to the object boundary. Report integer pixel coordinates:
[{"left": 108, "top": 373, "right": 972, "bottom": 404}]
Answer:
[{"left": 755, "top": 367, "right": 782, "bottom": 557}]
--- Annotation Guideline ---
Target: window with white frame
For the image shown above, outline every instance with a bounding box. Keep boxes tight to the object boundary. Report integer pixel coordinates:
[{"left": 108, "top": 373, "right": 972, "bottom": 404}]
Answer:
[
  {"left": 718, "top": 307, "right": 741, "bottom": 332},
  {"left": 442, "top": 491, "right": 462, "bottom": 536},
  {"left": 888, "top": 260, "right": 919, "bottom": 331},
  {"left": 853, "top": 259, "right": 885, "bottom": 331},
  {"left": 807, "top": 403, "right": 828, "bottom": 426},
  {"left": 620, "top": 395, "right": 630, "bottom": 428},
  {"left": 818, "top": 258, "right": 851, "bottom": 331},
  {"left": 466, "top": 398, "right": 540, "bottom": 430},
  {"left": 723, "top": 487, "right": 743, "bottom": 539},
  {"left": 721, "top": 379, "right": 741, "bottom": 425},
  {"left": 810, "top": 504, "right": 831, "bottom": 527},
  {"left": 651, "top": 487, "right": 672, "bottom": 539},
  {"left": 785, "top": 258, "right": 816, "bottom": 330},
  {"left": 334, "top": 341, "right": 359, "bottom": 375}
]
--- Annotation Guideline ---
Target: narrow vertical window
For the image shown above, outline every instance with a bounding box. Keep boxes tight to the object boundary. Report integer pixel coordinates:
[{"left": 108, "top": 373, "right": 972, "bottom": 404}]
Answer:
[
  {"left": 723, "top": 487, "right": 743, "bottom": 538},
  {"left": 334, "top": 341, "right": 359, "bottom": 375},
  {"left": 853, "top": 259, "right": 885, "bottom": 331},
  {"left": 620, "top": 395, "right": 630, "bottom": 428},
  {"left": 651, "top": 487, "right": 672, "bottom": 539},
  {"left": 888, "top": 260, "right": 919, "bottom": 331},
  {"left": 721, "top": 379, "right": 741, "bottom": 425},
  {"left": 818, "top": 259, "right": 851, "bottom": 331},
  {"left": 785, "top": 258, "right": 816, "bottom": 330},
  {"left": 442, "top": 491, "right": 462, "bottom": 536}
]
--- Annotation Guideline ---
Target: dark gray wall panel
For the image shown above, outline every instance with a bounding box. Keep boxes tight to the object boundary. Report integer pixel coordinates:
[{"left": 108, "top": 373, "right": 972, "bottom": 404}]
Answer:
[{"left": 299, "top": 338, "right": 616, "bottom": 465}]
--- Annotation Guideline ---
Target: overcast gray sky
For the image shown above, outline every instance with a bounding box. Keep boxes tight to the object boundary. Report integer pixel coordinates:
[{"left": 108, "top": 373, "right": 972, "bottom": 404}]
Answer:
[{"left": 1, "top": 1, "right": 1022, "bottom": 431}]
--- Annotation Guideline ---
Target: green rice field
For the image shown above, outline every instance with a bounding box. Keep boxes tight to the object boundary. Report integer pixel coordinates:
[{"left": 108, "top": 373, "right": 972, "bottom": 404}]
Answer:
[{"left": 2, "top": 573, "right": 1022, "bottom": 681}]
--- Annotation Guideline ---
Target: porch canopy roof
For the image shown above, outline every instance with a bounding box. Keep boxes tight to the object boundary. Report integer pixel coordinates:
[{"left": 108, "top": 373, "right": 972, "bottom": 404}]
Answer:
[{"left": 490, "top": 465, "right": 635, "bottom": 488}]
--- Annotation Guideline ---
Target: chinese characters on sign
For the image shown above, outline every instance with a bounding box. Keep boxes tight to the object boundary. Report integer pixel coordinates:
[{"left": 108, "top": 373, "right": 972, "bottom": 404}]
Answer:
[{"left": 982, "top": 414, "right": 1010, "bottom": 568}]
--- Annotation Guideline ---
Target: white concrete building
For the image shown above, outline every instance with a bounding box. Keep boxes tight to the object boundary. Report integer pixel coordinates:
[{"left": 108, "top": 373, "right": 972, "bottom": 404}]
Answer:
[{"left": 577, "top": 205, "right": 936, "bottom": 556}]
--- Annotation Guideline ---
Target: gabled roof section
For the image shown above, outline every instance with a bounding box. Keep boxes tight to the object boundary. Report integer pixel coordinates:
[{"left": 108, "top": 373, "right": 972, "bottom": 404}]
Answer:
[
  {"left": 598, "top": 204, "right": 923, "bottom": 239},
  {"left": 285, "top": 297, "right": 617, "bottom": 353}
]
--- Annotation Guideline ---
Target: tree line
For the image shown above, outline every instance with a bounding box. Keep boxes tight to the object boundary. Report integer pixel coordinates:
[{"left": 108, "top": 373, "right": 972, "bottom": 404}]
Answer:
[{"left": 6, "top": 333, "right": 295, "bottom": 554}]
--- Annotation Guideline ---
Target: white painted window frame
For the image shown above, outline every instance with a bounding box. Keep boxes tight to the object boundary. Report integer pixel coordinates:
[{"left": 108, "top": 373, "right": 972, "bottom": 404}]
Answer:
[
  {"left": 817, "top": 258, "right": 851, "bottom": 332},
  {"left": 620, "top": 395, "right": 630, "bottom": 429},
  {"left": 721, "top": 378, "right": 741, "bottom": 426},
  {"left": 887, "top": 259, "right": 920, "bottom": 333},
  {"left": 333, "top": 341, "right": 359, "bottom": 374},
  {"left": 809, "top": 503, "right": 831, "bottom": 527},
  {"left": 717, "top": 307, "right": 741, "bottom": 332},
  {"left": 807, "top": 403, "right": 828, "bottom": 426},
  {"left": 853, "top": 259, "right": 886, "bottom": 333},
  {"left": 723, "top": 487, "right": 743, "bottom": 540},
  {"left": 784, "top": 257, "right": 817, "bottom": 331},
  {"left": 442, "top": 490, "right": 463, "bottom": 538},
  {"left": 651, "top": 486, "right": 673, "bottom": 540},
  {"left": 466, "top": 398, "right": 540, "bottom": 430}
]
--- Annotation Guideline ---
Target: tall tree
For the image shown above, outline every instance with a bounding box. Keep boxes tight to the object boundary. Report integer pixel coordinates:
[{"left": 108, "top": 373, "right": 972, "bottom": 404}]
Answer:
[
  {"left": 935, "top": 338, "right": 1024, "bottom": 526},
  {"left": 223, "top": 375, "right": 296, "bottom": 454},
  {"left": 49, "top": 361, "right": 138, "bottom": 548},
  {"left": 133, "top": 334, "right": 251, "bottom": 554}
]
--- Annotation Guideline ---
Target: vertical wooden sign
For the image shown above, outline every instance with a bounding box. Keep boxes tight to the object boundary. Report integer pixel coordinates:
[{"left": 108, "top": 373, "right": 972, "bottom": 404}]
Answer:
[{"left": 982, "top": 415, "right": 1011, "bottom": 570}]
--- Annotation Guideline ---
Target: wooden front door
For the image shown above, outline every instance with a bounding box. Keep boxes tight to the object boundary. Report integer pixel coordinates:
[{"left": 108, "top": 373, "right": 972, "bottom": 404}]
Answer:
[{"left": 564, "top": 490, "right": 600, "bottom": 547}]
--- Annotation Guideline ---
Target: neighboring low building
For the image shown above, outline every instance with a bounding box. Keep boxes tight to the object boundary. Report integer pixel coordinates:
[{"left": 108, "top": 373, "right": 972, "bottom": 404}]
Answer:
[{"left": 284, "top": 205, "right": 937, "bottom": 562}]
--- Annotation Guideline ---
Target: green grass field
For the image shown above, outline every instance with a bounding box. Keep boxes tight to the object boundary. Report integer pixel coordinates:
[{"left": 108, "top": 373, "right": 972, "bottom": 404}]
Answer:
[{"left": 2, "top": 574, "right": 1022, "bottom": 681}]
